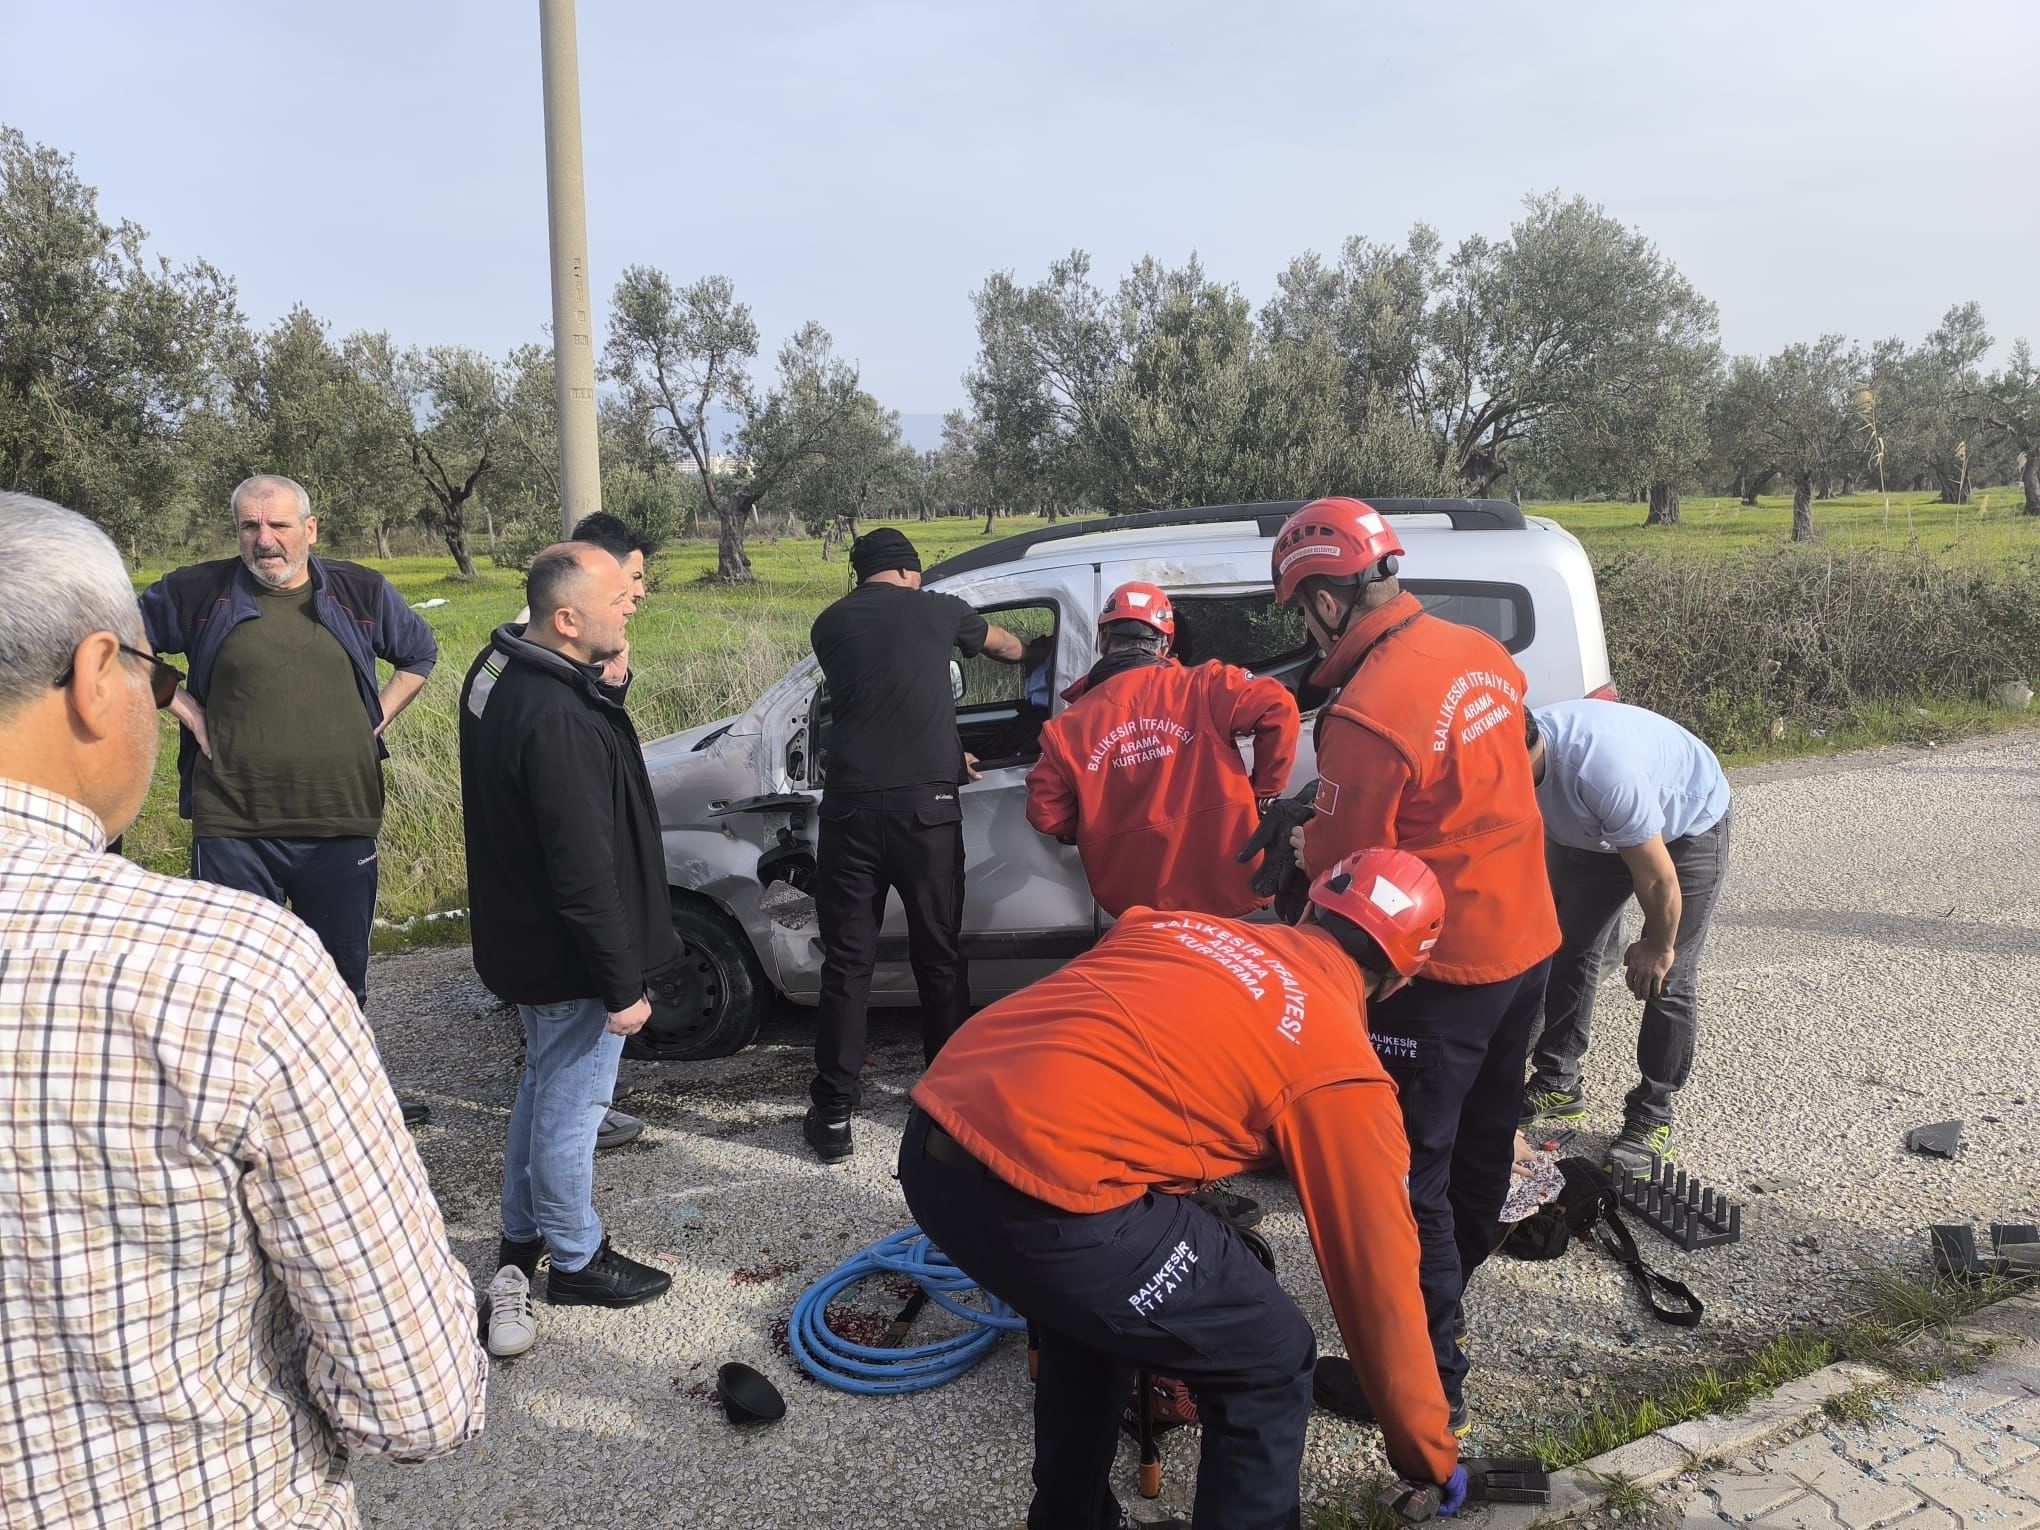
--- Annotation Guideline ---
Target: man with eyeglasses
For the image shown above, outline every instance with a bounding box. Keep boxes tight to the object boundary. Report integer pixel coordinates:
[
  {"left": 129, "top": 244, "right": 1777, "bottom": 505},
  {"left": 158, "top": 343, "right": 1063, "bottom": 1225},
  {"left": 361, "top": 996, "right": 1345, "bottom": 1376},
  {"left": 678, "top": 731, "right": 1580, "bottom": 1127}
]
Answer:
[
  {"left": 138, "top": 476, "right": 438, "bottom": 1121},
  {"left": 1, "top": 493, "right": 485, "bottom": 1529}
]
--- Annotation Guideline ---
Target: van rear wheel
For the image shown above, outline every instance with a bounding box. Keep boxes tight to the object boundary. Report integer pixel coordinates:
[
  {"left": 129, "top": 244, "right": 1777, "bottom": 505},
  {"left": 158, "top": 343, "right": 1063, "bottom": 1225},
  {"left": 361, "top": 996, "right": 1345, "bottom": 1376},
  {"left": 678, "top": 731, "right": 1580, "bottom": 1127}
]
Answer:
[{"left": 625, "top": 899, "right": 768, "bottom": 1061}]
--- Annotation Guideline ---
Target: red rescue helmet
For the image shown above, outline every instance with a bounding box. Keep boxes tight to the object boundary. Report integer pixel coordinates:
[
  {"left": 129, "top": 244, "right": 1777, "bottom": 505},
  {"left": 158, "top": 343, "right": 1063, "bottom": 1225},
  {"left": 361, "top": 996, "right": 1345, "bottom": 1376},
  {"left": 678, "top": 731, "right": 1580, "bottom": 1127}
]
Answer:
[
  {"left": 1308, "top": 847, "right": 1445, "bottom": 979},
  {"left": 1098, "top": 580, "right": 1175, "bottom": 642},
  {"left": 1270, "top": 497, "right": 1405, "bottom": 606}
]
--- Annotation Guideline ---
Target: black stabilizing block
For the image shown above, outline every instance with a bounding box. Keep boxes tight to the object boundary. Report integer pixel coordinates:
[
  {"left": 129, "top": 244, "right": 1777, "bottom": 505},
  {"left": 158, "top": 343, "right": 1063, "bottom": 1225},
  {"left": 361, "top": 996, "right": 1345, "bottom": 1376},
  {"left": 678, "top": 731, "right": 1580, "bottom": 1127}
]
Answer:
[
  {"left": 1463, "top": 1457, "right": 1553, "bottom": 1505},
  {"left": 1991, "top": 1224, "right": 2040, "bottom": 1276},
  {"left": 1614, "top": 1155, "right": 1742, "bottom": 1251},
  {"left": 1931, "top": 1224, "right": 1989, "bottom": 1280}
]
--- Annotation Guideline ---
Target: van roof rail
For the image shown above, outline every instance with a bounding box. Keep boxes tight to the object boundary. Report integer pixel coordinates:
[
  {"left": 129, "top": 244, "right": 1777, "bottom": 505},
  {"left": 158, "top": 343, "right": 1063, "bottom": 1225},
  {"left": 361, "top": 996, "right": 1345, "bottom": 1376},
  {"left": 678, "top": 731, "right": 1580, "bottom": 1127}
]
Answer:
[{"left": 922, "top": 498, "right": 1527, "bottom": 583}]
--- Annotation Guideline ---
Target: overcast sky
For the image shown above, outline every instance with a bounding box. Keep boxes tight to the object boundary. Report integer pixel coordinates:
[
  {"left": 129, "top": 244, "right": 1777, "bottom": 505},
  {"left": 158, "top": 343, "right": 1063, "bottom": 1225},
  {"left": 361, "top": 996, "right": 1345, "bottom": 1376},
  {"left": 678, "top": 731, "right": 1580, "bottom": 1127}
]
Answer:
[{"left": 6, "top": 0, "right": 2035, "bottom": 433}]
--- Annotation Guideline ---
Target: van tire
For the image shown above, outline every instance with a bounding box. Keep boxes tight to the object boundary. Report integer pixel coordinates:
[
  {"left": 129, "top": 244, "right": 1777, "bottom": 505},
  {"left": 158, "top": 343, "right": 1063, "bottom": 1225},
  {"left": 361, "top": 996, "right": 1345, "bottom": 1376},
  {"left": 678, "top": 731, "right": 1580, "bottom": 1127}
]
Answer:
[{"left": 625, "top": 898, "right": 769, "bottom": 1061}]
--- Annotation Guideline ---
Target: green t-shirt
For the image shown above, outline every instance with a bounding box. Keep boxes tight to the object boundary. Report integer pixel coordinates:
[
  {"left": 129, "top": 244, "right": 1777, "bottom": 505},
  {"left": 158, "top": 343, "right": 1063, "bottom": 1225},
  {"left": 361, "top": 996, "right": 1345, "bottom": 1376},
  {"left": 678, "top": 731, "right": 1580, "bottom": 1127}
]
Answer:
[{"left": 190, "top": 582, "right": 384, "bottom": 839}]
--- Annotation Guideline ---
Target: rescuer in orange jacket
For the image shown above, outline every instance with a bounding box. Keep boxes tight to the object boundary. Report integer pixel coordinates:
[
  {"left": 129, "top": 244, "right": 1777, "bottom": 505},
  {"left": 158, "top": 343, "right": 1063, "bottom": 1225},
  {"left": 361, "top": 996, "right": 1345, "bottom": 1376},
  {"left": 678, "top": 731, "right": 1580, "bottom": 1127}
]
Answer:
[
  {"left": 902, "top": 848, "right": 1468, "bottom": 1530},
  {"left": 1025, "top": 580, "right": 1300, "bottom": 920},
  {"left": 1270, "top": 495, "right": 1560, "bottom": 1433}
]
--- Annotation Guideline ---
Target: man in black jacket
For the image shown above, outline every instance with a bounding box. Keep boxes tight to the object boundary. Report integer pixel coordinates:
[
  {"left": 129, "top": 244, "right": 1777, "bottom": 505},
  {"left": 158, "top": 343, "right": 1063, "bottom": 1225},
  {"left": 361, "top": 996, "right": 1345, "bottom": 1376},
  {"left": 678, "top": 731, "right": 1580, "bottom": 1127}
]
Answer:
[{"left": 458, "top": 542, "right": 676, "bottom": 1309}]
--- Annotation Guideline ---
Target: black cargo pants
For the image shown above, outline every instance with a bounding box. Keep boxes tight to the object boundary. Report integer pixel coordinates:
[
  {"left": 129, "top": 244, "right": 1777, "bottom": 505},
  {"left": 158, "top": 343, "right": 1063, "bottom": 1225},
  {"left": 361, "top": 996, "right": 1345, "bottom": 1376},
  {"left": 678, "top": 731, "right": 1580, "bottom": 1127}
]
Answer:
[
  {"left": 900, "top": 1110, "right": 1315, "bottom": 1530},
  {"left": 810, "top": 784, "right": 969, "bottom": 1112},
  {"left": 1367, "top": 958, "right": 1552, "bottom": 1405},
  {"left": 1531, "top": 806, "right": 1733, "bottom": 1129}
]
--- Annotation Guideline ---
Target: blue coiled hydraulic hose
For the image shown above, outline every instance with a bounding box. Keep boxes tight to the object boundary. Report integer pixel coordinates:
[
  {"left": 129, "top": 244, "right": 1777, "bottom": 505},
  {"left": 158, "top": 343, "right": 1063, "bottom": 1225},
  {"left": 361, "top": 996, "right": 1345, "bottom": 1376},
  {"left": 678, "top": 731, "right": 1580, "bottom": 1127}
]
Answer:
[{"left": 788, "top": 1227, "right": 1025, "bottom": 1394}]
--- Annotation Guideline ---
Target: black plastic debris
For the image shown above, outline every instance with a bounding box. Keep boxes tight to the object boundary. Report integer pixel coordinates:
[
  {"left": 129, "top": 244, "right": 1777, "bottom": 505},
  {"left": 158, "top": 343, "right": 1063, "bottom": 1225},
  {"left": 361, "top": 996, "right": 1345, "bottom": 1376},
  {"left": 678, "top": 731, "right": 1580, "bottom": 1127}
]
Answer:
[
  {"left": 1930, "top": 1224, "right": 1989, "bottom": 1280},
  {"left": 1904, "top": 1120, "right": 1964, "bottom": 1158},
  {"left": 1615, "top": 1155, "right": 1742, "bottom": 1250},
  {"left": 1747, "top": 1177, "right": 1806, "bottom": 1196},
  {"left": 717, "top": 1362, "right": 786, "bottom": 1425}
]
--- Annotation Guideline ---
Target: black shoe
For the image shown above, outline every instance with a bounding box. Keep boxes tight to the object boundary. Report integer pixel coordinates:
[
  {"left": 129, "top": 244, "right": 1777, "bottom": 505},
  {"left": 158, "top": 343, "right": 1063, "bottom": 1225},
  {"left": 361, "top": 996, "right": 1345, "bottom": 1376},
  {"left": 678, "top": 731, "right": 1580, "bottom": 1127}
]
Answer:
[
  {"left": 803, "top": 1106, "right": 852, "bottom": 1163},
  {"left": 1314, "top": 1354, "right": 1375, "bottom": 1420},
  {"left": 545, "top": 1237, "right": 672, "bottom": 1308},
  {"left": 1187, "top": 1184, "right": 1264, "bottom": 1231},
  {"left": 400, "top": 1099, "right": 431, "bottom": 1127},
  {"left": 499, "top": 1234, "right": 546, "bottom": 1279}
]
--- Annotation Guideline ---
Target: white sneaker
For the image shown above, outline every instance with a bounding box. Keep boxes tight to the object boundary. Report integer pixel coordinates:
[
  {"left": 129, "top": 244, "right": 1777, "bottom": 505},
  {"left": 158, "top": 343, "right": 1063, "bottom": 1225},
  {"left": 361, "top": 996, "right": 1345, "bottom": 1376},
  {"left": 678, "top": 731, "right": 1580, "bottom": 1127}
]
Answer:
[{"left": 487, "top": 1264, "right": 536, "bottom": 1358}]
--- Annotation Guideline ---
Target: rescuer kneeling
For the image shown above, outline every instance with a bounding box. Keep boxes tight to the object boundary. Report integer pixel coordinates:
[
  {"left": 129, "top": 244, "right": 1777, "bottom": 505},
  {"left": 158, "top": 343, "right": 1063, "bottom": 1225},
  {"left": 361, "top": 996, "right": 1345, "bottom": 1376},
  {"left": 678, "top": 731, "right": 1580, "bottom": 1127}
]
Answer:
[{"left": 899, "top": 849, "right": 1467, "bottom": 1530}]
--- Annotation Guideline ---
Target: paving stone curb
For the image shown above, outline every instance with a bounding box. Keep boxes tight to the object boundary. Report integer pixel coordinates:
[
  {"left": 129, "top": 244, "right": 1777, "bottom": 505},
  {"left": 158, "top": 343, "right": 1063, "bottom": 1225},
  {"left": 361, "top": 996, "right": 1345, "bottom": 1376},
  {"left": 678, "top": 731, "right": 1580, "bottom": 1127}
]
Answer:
[{"left": 1459, "top": 1288, "right": 2039, "bottom": 1530}]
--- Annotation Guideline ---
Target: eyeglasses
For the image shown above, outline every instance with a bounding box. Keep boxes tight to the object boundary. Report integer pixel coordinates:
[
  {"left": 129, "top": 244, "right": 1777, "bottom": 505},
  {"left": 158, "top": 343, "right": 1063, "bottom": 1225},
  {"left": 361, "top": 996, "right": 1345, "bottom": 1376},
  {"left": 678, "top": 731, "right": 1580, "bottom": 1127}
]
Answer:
[{"left": 53, "top": 642, "right": 184, "bottom": 710}]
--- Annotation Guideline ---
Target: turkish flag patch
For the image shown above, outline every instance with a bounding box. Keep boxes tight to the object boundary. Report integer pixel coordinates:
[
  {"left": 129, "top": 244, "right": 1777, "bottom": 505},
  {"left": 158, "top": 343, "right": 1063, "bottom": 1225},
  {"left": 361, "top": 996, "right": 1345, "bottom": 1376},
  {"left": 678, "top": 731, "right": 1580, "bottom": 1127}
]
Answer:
[{"left": 1316, "top": 776, "right": 1340, "bottom": 817}]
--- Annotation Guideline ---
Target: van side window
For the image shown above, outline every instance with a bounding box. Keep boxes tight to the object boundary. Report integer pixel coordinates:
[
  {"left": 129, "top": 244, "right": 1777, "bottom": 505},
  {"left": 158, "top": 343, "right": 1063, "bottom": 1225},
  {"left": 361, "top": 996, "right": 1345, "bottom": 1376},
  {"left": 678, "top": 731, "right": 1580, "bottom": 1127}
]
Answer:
[
  {"left": 957, "top": 601, "right": 1059, "bottom": 768},
  {"left": 1167, "top": 596, "right": 1309, "bottom": 673},
  {"left": 958, "top": 604, "right": 1057, "bottom": 709},
  {"left": 1412, "top": 582, "right": 1533, "bottom": 650},
  {"left": 1170, "top": 580, "right": 1534, "bottom": 693}
]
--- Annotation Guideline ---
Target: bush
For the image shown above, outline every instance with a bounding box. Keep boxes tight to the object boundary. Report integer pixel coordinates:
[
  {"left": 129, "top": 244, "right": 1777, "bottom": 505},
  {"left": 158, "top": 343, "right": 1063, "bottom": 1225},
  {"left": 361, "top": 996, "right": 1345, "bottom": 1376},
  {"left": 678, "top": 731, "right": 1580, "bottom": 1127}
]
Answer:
[
  {"left": 489, "top": 513, "right": 554, "bottom": 574},
  {"left": 1595, "top": 547, "right": 2040, "bottom": 753}
]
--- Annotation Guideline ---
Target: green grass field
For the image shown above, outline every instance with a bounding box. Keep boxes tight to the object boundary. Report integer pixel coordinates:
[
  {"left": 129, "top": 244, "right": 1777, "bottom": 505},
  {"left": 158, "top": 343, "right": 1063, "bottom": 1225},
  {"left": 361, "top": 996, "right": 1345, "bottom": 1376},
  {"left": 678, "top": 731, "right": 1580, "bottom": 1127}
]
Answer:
[
  {"left": 122, "top": 488, "right": 2037, "bottom": 925},
  {"left": 1530, "top": 487, "right": 2040, "bottom": 564}
]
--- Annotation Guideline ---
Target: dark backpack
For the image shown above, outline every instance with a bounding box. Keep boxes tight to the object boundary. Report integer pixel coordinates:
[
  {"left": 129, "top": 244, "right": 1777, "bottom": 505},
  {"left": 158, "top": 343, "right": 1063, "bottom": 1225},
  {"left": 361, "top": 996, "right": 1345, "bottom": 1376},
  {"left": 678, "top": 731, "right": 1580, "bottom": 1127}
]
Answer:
[{"left": 1500, "top": 1157, "right": 1702, "bottom": 1327}]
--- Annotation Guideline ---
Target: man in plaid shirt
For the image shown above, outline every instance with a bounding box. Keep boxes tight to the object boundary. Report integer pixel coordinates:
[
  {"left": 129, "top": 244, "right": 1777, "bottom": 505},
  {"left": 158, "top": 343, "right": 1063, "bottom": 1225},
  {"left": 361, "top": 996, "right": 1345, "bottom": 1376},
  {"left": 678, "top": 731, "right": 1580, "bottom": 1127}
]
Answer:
[{"left": 0, "top": 494, "right": 486, "bottom": 1528}]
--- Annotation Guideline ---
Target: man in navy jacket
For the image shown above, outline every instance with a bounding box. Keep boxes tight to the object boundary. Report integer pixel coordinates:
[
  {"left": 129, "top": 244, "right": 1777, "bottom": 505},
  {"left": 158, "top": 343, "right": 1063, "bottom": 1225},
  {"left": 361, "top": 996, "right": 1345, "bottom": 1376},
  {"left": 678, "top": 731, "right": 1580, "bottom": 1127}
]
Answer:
[{"left": 140, "top": 475, "right": 437, "bottom": 1117}]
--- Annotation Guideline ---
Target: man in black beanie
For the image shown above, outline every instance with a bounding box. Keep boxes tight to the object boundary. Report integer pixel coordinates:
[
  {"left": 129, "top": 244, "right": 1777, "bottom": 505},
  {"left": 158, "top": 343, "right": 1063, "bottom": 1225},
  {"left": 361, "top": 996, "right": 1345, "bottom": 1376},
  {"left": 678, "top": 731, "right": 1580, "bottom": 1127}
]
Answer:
[{"left": 803, "top": 528, "right": 1026, "bottom": 1162}]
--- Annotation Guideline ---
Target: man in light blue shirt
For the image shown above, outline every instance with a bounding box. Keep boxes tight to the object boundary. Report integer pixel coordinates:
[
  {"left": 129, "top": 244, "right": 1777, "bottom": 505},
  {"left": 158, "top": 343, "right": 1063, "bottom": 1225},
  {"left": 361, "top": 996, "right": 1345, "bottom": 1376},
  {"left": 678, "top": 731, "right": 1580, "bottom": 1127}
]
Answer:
[{"left": 1521, "top": 700, "right": 1733, "bottom": 1175}]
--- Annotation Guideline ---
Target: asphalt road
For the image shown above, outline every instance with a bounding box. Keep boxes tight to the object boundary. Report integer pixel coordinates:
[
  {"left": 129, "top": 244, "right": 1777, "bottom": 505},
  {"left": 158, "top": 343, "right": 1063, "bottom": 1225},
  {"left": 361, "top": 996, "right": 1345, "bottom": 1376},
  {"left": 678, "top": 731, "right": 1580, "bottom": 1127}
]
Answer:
[{"left": 353, "top": 730, "right": 2040, "bottom": 1528}]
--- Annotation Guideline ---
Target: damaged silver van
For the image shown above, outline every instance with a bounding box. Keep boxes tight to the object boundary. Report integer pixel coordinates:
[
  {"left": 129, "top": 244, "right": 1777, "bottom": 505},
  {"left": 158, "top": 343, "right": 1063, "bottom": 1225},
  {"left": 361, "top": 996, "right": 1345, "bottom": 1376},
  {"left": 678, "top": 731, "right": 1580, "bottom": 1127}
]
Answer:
[{"left": 633, "top": 500, "right": 1614, "bottom": 1060}]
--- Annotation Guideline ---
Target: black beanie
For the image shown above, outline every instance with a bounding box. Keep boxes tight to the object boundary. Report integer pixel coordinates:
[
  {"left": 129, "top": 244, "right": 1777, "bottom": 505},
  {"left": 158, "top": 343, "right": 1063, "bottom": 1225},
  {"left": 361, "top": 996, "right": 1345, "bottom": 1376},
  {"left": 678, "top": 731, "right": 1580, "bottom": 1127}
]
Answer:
[{"left": 851, "top": 527, "right": 921, "bottom": 581}]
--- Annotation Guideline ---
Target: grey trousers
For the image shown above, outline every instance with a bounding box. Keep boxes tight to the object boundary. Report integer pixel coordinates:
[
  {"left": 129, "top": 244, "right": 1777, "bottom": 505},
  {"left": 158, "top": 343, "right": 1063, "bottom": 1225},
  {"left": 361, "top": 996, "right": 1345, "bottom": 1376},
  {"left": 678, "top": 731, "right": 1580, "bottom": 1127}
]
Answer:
[{"left": 1530, "top": 806, "right": 1733, "bottom": 1128}]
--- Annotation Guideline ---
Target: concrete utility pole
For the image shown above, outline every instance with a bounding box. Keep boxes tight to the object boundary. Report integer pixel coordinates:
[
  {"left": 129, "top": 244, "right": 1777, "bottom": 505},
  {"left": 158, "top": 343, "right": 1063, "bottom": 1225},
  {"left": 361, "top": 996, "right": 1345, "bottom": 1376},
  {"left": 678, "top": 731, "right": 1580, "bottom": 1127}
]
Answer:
[{"left": 539, "top": 0, "right": 602, "bottom": 533}]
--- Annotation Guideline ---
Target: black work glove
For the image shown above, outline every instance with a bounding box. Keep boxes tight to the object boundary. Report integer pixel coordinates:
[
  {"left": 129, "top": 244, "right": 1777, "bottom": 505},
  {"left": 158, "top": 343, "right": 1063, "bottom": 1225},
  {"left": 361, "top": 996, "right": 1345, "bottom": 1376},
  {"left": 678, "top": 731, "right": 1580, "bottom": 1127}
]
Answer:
[{"left": 1236, "top": 780, "right": 1318, "bottom": 913}]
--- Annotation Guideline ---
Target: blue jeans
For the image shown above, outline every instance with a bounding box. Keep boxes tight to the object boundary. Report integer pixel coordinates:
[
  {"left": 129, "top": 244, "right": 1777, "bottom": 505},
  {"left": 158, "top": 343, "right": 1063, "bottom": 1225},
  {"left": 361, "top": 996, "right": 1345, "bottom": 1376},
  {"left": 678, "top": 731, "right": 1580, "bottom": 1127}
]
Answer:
[{"left": 501, "top": 997, "right": 622, "bottom": 1273}]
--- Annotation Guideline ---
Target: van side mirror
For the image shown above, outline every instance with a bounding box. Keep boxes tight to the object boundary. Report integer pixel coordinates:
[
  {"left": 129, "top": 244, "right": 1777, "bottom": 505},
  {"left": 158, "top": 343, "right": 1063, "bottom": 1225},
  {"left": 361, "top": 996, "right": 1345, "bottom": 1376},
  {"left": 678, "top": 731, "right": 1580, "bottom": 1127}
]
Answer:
[{"left": 949, "top": 658, "right": 966, "bottom": 702}]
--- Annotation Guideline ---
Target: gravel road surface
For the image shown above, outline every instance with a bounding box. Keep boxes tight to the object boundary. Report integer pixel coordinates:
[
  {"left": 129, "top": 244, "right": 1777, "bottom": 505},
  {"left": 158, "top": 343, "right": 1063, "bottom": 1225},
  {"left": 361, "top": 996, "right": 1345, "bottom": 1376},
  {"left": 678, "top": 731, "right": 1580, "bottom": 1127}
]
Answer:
[{"left": 354, "top": 731, "right": 2040, "bottom": 1528}]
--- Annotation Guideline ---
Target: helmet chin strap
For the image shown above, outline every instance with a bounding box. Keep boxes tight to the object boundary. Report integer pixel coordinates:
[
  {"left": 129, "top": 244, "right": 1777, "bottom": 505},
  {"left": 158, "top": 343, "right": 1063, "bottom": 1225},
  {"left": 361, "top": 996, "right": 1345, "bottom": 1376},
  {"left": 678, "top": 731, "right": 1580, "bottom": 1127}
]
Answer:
[
  {"left": 1328, "top": 557, "right": 1397, "bottom": 641},
  {"left": 1329, "top": 596, "right": 1360, "bottom": 641}
]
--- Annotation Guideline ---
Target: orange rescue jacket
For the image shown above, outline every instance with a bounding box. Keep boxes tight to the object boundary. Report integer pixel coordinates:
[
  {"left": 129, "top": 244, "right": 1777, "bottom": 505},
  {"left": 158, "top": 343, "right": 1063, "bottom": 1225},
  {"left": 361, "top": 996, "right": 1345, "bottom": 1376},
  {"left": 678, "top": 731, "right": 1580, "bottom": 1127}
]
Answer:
[
  {"left": 1024, "top": 658, "right": 1299, "bottom": 917},
  {"left": 912, "top": 910, "right": 1458, "bottom": 1486},
  {"left": 1301, "top": 590, "right": 1559, "bottom": 985}
]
